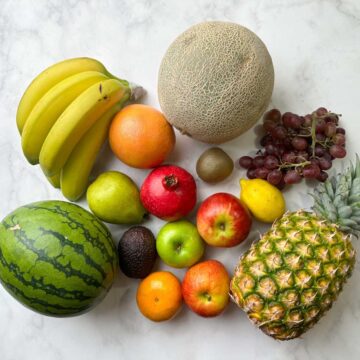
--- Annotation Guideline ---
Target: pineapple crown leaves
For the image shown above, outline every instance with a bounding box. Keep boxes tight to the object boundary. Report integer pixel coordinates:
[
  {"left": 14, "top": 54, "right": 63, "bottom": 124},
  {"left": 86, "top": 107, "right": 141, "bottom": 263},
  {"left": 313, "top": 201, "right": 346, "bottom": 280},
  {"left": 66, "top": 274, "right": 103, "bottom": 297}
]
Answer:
[{"left": 311, "top": 154, "right": 360, "bottom": 237}]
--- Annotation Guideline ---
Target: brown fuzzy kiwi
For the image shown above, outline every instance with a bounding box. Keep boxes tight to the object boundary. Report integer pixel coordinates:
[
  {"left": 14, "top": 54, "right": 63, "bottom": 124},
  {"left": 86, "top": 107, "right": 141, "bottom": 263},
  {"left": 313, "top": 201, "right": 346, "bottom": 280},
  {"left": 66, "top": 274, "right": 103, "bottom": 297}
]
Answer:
[{"left": 196, "top": 147, "right": 234, "bottom": 183}]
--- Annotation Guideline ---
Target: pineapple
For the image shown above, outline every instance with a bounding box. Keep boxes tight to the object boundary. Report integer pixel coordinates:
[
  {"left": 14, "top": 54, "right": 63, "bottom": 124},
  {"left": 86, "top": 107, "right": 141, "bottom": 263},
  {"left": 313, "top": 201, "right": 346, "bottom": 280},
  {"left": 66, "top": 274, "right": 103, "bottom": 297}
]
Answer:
[{"left": 230, "top": 156, "right": 360, "bottom": 340}]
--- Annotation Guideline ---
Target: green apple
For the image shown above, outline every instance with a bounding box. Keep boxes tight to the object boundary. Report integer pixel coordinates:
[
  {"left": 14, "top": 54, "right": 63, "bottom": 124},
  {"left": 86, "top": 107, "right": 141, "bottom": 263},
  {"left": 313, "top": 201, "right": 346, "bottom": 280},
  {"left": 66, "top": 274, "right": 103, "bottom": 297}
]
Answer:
[{"left": 156, "top": 220, "right": 205, "bottom": 268}]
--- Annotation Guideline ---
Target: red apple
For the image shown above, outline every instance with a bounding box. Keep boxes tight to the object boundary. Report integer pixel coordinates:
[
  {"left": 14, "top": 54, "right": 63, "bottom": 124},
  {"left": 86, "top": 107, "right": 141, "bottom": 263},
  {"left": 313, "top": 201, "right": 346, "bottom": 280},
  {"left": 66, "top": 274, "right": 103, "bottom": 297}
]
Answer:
[
  {"left": 182, "top": 260, "right": 230, "bottom": 317},
  {"left": 196, "top": 192, "right": 252, "bottom": 247}
]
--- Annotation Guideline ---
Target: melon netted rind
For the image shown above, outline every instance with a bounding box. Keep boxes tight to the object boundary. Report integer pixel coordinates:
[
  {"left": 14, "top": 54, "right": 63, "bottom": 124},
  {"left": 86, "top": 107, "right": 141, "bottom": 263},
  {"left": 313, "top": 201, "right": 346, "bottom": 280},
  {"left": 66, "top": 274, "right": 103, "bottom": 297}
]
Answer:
[{"left": 158, "top": 21, "right": 274, "bottom": 144}]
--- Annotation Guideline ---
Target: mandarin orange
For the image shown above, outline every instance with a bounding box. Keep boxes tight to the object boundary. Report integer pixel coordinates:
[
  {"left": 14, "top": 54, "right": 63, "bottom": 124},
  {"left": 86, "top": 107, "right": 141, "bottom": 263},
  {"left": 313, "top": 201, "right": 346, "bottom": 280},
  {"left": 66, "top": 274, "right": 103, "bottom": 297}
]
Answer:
[{"left": 136, "top": 271, "right": 182, "bottom": 322}]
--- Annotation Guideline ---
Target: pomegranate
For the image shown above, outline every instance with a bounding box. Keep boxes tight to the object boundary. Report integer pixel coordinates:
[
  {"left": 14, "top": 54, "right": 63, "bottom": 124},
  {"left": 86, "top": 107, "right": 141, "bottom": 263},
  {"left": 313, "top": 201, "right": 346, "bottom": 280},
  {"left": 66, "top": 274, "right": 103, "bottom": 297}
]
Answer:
[{"left": 140, "top": 165, "right": 197, "bottom": 221}]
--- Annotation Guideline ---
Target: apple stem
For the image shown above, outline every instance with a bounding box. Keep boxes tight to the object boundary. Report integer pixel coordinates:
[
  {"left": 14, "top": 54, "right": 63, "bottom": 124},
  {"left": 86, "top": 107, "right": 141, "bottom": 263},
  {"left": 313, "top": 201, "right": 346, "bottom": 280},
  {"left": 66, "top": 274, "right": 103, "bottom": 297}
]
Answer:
[
  {"left": 162, "top": 175, "right": 178, "bottom": 190},
  {"left": 202, "top": 292, "right": 212, "bottom": 302}
]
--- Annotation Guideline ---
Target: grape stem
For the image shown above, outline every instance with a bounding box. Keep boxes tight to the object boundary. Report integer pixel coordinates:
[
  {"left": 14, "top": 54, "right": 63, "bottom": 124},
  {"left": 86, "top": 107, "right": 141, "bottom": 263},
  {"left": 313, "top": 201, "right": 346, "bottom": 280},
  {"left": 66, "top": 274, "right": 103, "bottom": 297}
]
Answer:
[
  {"left": 279, "top": 160, "right": 311, "bottom": 169},
  {"left": 294, "top": 132, "right": 311, "bottom": 137},
  {"left": 317, "top": 112, "right": 341, "bottom": 122},
  {"left": 311, "top": 113, "right": 317, "bottom": 158}
]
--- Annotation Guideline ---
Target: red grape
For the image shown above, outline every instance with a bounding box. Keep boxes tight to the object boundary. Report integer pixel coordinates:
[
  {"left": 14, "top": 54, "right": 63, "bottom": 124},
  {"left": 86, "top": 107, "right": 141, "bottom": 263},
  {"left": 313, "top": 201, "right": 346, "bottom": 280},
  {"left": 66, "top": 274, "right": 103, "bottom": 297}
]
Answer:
[
  {"left": 322, "top": 151, "right": 332, "bottom": 161},
  {"left": 315, "top": 107, "right": 328, "bottom": 116},
  {"left": 296, "top": 151, "right": 309, "bottom": 162},
  {"left": 240, "top": 106, "right": 344, "bottom": 187},
  {"left": 263, "top": 120, "right": 277, "bottom": 132},
  {"left": 255, "top": 167, "right": 270, "bottom": 179},
  {"left": 277, "top": 144, "right": 286, "bottom": 155},
  {"left": 314, "top": 144, "right": 326, "bottom": 157},
  {"left": 316, "top": 119, "right": 326, "bottom": 133},
  {"left": 317, "top": 171, "right": 329, "bottom": 182},
  {"left": 264, "top": 109, "right": 281, "bottom": 122},
  {"left": 276, "top": 179, "right": 286, "bottom": 190},
  {"left": 329, "top": 145, "right": 346, "bottom": 158},
  {"left": 324, "top": 115, "right": 338, "bottom": 124},
  {"left": 282, "top": 152, "right": 297, "bottom": 164},
  {"left": 267, "top": 169, "right": 283, "bottom": 185},
  {"left": 324, "top": 122, "right": 336, "bottom": 137},
  {"left": 283, "top": 113, "right": 302, "bottom": 129},
  {"left": 253, "top": 155, "right": 265, "bottom": 168},
  {"left": 283, "top": 138, "right": 293, "bottom": 149},
  {"left": 265, "top": 144, "right": 278, "bottom": 155},
  {"left": 284, "top": 170, "right": 302, "bottom": 184},
  {"left": 318, "top": 157, "right": 332, "bottom": 170},
  {"left": 282, "top": 112, "right": 293, "bottom": 126},
  {"left": 264, "top": 155, "right": 280, "bottom": 170},
  {"left": 247, "top": 168, "right": 257, "bottom": 179},
  {"left": 271, "top": 126, "right": 287, "bottom": 140},
  {"left": 303, "top": 114, "right": 312, "bottom": 127},
  {"left": 260, "top": 134, "right": 273, "bottom": 147},
  {"left": 303, "top": 164, "right": 321, "bottom": 179},
  {"left": 310, "top": 158, "right": 320, "bottom": 167},
  {"left": 292, "top": 137, "right": 308, "bottom": 151},
  {"left": 239, "top": 156, "right": 253, "bottom": 169},
  {"left": 333, "top": 133, "right": 345, "bottom": 146},
  {"left": 316, "top": 133, "right": 326, "bottom": 142}
]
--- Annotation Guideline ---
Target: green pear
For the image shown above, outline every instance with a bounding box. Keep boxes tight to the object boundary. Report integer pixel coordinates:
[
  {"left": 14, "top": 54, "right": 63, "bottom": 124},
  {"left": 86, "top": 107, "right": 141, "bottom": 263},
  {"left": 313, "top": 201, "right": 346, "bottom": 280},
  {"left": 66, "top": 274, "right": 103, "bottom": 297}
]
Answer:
[{"left": 87, "top": 171, "right": 146, "bottom": 224}]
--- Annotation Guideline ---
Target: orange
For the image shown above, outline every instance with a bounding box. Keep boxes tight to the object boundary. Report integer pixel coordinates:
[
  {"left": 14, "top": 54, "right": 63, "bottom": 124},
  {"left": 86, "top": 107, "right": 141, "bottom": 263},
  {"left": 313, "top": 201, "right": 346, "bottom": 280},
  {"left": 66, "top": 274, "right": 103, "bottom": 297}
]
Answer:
[
  {"left": 109, "top": 104, "right": 176, "bottom": 169},
  {"left": 136, "top": 271, "right": 182, "bottom": 322}
]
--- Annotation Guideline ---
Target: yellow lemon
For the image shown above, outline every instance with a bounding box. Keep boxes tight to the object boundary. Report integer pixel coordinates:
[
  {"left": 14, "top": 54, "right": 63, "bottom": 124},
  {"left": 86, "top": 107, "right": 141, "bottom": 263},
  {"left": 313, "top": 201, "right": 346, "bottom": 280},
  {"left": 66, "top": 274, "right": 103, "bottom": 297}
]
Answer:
[{"left": 240, "top": 178, "right": 286, "bottom": 223}]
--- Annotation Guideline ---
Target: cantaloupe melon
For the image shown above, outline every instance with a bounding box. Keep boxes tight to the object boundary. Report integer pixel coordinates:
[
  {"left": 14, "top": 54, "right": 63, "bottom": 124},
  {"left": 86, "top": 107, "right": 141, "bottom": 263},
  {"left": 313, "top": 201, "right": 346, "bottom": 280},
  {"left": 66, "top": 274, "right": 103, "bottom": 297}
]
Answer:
[{"left": 158, "top": 21, "right": 274, "bottom": 144}]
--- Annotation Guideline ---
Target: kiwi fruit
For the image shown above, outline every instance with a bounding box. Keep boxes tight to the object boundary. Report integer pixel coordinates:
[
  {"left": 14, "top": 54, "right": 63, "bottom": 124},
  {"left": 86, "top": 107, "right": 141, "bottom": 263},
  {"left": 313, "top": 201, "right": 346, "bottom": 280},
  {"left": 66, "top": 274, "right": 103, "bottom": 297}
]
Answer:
[{"left": 196, "top": 147, "right": 234, "bottom": 183}]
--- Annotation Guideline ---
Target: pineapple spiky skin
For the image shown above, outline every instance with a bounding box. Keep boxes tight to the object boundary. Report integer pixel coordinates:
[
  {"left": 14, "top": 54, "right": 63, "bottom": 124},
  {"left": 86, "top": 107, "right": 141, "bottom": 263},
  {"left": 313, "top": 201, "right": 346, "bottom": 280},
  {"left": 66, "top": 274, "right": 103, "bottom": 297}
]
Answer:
[{"left": 230, "top": 210, "right": 356, "bottom": 340}]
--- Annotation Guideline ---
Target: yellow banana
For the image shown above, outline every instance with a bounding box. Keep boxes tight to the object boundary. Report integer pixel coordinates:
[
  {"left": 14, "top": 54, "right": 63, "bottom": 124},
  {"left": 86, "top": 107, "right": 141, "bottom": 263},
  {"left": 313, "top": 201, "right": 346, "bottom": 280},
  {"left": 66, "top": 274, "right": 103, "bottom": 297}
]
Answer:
[
  {"left": 16, "top": 57, "right": 113, "bottom": 133},
  {"left": 60, "top": 103, "right": 123, "bottom": 201},
  {"left": 21, "top": 71, "right": 109, "bottom": 164},
  {"left": 46, "top": 173, "right": 61, "bottom": 188},
  {"left": 40, "top": 78, "right": 131, "bottom": 177}
]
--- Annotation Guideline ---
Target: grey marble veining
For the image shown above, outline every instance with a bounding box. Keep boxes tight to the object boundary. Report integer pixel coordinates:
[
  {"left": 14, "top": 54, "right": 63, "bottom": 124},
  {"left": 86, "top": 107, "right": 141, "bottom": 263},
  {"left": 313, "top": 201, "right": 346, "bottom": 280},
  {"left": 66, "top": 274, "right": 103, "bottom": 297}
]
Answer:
[{"left": 1, "top": 0, "right": 360, "bottom": 359}]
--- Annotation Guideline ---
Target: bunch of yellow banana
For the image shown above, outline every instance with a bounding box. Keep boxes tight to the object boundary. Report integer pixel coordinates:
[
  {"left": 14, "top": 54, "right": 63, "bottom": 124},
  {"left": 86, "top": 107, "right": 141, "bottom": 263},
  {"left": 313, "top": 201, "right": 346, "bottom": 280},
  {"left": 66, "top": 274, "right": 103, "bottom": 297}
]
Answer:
[{"left": 18, "top": 57, "right": 144, "bottom": 201}]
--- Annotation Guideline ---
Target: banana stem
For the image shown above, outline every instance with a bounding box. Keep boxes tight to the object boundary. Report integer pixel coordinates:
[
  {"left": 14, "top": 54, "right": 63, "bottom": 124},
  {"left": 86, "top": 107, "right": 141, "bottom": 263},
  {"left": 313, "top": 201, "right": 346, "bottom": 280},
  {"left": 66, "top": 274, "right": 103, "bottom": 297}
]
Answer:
[
  {"left": 105, "top": 71, "right": 146, "bottom": 102},
  {"left": 129, "top": 83, "right": 146, "bottom": 101}
]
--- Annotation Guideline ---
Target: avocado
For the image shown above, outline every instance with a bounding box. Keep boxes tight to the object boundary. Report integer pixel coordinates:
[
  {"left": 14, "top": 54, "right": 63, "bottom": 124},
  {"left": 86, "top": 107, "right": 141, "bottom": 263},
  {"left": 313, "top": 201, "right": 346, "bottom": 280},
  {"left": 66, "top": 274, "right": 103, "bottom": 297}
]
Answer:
[
  {"left": 196, "top": 147, "right": 234, "bottom": 183},
  {"left": 118, "top": 226, "right": 157, "bottom": 279}
]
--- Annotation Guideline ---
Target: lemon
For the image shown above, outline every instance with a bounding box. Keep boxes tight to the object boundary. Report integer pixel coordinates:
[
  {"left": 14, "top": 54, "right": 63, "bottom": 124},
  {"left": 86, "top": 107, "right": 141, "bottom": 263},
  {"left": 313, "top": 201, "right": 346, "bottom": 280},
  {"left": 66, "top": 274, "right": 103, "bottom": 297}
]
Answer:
[{"left": 240, "top": 178, "right": 286, "bottom": 223}]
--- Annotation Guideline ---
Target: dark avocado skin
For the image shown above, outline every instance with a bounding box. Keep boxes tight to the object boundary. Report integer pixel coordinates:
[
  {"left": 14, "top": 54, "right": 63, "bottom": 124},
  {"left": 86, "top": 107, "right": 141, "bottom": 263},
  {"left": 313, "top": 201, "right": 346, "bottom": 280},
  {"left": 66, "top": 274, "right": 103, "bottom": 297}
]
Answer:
[
  {"left": 118, "top": 226, "right": 157, "bottom": 279},
  {"left": 196, "top": 147, "right": 234, "bottom": 183}
]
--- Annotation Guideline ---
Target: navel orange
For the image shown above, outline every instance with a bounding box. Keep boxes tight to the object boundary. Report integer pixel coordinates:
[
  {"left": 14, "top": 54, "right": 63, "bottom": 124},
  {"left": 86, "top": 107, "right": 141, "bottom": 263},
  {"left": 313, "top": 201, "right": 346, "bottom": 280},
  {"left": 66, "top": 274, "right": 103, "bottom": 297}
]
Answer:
[{"left": 109, "top": 104, "right": 175, "bottom": 168}]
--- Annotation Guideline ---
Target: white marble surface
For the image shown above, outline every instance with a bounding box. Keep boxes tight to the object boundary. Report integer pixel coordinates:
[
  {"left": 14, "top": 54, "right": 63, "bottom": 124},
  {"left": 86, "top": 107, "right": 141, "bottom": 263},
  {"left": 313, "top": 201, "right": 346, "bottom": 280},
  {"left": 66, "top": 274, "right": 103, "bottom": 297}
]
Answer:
[{"left": 1, "top": 0, "right": 360, "bottom": 359}]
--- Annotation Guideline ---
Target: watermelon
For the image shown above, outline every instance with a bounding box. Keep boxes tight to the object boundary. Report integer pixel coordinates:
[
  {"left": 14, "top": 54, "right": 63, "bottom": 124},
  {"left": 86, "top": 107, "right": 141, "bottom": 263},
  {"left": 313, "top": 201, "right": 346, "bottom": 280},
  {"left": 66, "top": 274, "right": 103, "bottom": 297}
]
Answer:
[{"left": 0, "top": 200, "right": 118, "bottom": 317}]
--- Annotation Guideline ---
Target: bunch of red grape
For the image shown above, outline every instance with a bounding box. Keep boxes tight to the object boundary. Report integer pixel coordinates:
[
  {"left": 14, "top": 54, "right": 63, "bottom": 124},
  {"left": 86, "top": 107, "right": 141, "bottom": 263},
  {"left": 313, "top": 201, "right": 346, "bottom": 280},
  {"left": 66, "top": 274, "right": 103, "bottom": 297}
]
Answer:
[{"left": 239, "top": 107, "right": 346, "bottom": 188}]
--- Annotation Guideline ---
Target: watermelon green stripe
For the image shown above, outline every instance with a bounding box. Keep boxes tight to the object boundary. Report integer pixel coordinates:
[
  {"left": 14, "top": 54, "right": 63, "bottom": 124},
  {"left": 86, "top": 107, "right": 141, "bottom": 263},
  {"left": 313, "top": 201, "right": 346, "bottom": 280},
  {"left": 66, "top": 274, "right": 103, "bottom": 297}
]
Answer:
[
  {"left": 26, "top": 204, "right": 115, "bottom": 264},
  {"left": 1, "top": 280, "right": 90, "bottom": 315},
  {"left": 2, "top": 220, "right": 103, "bottom": 288},
  {"left": 27, "top": 204, "right": 114, "bottom": 258},
  {"left": 38, "top": 227, "right": 107, "bottom": 279},
  {"left": 0, "top": 259, "right": 97, "bottom": 311},
  {"left": 0, "top": 247, "right": 93, "bottom": 301},
  {"left": 0, "top": 200, "right": 118, "bottom": 317}
]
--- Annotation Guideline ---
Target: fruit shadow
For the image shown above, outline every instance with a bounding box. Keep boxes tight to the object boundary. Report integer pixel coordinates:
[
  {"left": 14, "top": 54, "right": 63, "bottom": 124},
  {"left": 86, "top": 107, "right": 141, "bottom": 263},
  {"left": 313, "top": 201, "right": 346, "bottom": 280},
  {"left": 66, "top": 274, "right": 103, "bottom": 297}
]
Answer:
[{"left": 91, "top": 142, "right": 117, "bottom": 178}]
